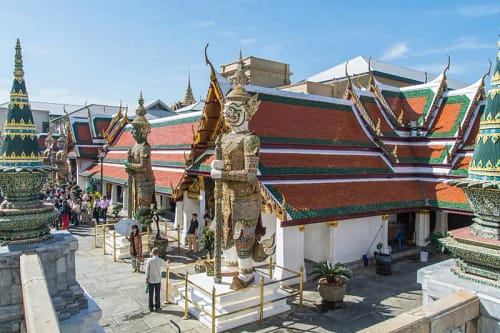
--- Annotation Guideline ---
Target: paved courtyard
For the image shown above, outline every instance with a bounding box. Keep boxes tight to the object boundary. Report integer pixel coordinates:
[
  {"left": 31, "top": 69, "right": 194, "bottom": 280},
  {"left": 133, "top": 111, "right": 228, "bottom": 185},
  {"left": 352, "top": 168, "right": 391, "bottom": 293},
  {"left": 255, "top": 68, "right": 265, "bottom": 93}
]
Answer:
[{"left": 73, "top": 225, "right": 447, "bottom": 332}]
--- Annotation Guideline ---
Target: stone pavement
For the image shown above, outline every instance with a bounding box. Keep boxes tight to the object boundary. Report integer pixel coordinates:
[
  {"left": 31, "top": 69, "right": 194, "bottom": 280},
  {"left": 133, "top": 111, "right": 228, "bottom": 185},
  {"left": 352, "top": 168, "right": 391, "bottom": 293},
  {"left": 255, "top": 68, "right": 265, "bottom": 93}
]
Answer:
[{"left": 72, "top": 225, "right": 448, "bottom": 332}]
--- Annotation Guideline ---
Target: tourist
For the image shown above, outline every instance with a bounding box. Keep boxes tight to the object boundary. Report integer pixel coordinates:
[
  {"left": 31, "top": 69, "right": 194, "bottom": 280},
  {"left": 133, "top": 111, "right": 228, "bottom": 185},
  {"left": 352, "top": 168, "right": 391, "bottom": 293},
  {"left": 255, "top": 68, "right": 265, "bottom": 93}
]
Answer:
[
  {"left": 60, "top": 200, "right": 71, "bottom": 230},
  {"left": 144, "top": 247, "right": 168, "bottom": 312},
  {"left": 80, "top": 194, "right": 91, "bottom": 225},
  {"left": 99, "top": 196, "right": 110, "bottom": 224},
  {"left": 188, "top": 213, "right": 199, "bottom": 252},
  {"left": 93, "top": 197, "right": 101, "bottom": 224},
  {"left": 128, "top": 225, "right": 143, "bottom": 273},
  {"left": 72, "top": 199, "right": 81, "bottom": 227}
]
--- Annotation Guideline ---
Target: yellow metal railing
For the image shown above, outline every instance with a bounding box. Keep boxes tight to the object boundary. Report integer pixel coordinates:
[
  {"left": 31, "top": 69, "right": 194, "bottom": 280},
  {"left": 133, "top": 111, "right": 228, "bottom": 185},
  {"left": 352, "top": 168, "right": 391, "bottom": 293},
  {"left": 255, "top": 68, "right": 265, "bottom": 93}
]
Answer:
[{"left": 164, "top": 257, "right": 303, "bottom": 333}]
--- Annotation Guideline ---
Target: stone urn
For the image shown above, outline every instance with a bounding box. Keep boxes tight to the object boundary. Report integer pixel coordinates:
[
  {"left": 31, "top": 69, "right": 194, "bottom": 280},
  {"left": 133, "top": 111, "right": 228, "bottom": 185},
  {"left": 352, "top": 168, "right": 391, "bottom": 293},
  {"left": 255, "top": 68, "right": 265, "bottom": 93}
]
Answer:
[
  {"left": 317, "top": 279, "right": 346, "bottom": 303},
  {"left": 375, "top": 253, "right": 392, "bottom": 275},
  {"left": 148, "top": 238, "right": 169, "bottom": 259}
]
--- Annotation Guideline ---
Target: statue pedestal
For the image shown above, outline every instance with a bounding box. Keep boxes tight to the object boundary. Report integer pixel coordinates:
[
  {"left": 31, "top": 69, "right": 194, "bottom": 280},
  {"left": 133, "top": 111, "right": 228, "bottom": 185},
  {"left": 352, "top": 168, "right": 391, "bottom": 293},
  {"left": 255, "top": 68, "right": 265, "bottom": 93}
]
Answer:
[
  {"left": 173, "top": 271, "right": 290, "bottom": 332},
  {"left": 148, "top": 238, "right": 170, "bottom": 259}
]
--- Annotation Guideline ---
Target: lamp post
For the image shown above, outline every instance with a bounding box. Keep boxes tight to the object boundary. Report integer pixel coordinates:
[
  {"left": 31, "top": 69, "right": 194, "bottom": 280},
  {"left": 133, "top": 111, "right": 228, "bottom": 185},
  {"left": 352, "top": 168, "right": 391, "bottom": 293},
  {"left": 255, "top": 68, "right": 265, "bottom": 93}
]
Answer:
[{"left": 99, "top": 148, "right": 105, "bottom": 195}]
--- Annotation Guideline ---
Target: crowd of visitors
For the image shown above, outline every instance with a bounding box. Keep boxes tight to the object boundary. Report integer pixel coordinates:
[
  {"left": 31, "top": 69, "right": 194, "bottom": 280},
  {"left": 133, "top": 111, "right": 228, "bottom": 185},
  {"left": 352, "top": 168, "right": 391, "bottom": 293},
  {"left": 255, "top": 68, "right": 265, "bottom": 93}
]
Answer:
[{"left": 44, "top": 184, "right": 110, "bottom": 230}]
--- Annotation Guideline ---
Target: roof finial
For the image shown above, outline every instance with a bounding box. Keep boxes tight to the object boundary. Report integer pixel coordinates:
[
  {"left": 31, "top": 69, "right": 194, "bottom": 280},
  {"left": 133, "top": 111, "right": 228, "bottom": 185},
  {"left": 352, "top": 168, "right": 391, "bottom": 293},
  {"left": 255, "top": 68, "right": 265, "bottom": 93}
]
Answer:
[
  {"left": 481, "top": 59, "right": 492, "bottom": 86},
  {"left": 444, "top": 55, "right": 451, "bottom": 77}
]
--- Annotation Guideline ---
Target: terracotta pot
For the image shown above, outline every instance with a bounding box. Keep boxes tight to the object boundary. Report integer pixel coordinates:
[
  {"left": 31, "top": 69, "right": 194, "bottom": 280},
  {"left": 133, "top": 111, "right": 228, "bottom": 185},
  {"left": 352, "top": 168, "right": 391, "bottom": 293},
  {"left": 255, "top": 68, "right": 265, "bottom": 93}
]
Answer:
[{"left": 317, "top": 282, "right": 346, "bottom": 303}]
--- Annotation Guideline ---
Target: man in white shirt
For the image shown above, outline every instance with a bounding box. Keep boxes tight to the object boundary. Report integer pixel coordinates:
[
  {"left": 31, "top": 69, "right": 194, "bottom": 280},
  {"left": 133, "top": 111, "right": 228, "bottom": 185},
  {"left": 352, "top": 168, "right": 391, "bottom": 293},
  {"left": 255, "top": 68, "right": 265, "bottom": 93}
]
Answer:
[
  {"left": 145, "top": 247, "right": 168, "bottom": 312},
  {"left": 99, "top": 196, "right": 110, "bottom": 224}
]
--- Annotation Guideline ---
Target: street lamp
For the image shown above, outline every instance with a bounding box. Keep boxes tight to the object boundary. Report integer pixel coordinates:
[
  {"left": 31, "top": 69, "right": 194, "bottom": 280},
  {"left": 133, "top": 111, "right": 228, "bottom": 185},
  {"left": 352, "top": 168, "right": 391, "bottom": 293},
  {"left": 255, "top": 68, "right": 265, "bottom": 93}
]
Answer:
[{"left": 99, "top": 148, "right": 105, "bottom": 195}]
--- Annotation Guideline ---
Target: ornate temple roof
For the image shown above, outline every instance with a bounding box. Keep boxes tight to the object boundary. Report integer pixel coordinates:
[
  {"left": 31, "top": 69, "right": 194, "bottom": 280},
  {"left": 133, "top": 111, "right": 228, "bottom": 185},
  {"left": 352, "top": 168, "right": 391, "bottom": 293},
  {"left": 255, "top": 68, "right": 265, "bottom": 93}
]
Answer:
[
  {"left": 83, "top": 48, "right": 487, "bottom": 223},
  {"left": 0, "top": 40, "right": 44, "bottom": 169},
  {"left": 306, "top": 55, "right": 467, "bottom": 89},
  {"left": 80, "top": 111, "right": 201, "bottom": 194},
  {"left": 176, "top": 55, "right": 486, "bottom": 223}
]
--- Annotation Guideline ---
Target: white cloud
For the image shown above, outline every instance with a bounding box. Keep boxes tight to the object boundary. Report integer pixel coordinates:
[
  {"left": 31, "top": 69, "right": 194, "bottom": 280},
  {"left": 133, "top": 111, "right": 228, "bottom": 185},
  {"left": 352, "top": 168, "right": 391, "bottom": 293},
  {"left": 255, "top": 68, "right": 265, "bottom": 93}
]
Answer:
[
  {"left": 240, "top": 38, "right": 257, "bottom": 46},
  {"left": 193, "top": 20, "right": 216, "bottom": 28},
  {"left": 415, "top": 36, "right": 490, "bottom": 56},
  {"left": 381, "top": 42, "right": 409, "bottom": 60},
  {"left": 458, "top": 4, "right": 500, "bottom": 16}
]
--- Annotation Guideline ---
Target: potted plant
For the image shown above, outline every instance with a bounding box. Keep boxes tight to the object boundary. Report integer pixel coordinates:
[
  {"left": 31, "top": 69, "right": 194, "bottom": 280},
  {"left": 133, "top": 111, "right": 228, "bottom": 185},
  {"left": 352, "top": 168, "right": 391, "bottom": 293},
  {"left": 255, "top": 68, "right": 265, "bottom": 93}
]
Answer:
[
  {"left": 312, "top": 261, "right": 352, "bottom": 303},
  {"left": 374, "top": 242, "right": 392, "bottom": 275}
]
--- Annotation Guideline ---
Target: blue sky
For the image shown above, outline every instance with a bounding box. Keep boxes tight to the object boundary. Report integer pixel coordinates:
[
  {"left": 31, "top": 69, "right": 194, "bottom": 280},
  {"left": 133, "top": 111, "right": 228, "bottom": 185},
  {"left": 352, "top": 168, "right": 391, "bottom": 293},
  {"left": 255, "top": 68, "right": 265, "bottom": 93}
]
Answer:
[{"left": 0, "top": 1, "right": 498, "bottom": 107}]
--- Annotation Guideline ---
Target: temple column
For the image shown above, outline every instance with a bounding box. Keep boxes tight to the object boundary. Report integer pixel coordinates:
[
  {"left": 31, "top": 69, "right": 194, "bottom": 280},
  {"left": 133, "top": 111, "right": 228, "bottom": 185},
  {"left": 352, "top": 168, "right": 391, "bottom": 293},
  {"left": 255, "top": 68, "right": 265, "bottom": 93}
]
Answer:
[
  {"left": 181, "top": 191, "right": 199, "bottom": 245},
  {"left": 111, "top": 184, "right": 118, "bottom": 205},
  {"left": 434, "top": 211, "right": 448, "bottom": 234},
  {"left": 173, "top": 200, "right": 183, "bottom": 230},
  {"left": 382, "top": 215, "right": 390, "bottom": 253},
  {"left": 122, "top": 186, "right": 128, "bottom": 211},
  {"left": 328, "top": 221, "right": 339, "bottom": 264},
  {"left": 415, "top": 210, "right": 431, "bottom": 247},
  {"left": 274, "top": 221, "right": 306, "bottom": 284}
]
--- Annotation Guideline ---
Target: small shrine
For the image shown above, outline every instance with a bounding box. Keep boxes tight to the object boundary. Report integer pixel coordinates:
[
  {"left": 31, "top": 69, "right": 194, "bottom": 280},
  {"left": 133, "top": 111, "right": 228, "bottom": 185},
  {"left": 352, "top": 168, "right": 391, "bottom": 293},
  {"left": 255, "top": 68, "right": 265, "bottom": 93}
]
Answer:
[
  {"left": 0, "top": 39, "right": 57, "bottom": 244},
  {"left": 442, "top": 39, "right": 500, "bottom": 287}
]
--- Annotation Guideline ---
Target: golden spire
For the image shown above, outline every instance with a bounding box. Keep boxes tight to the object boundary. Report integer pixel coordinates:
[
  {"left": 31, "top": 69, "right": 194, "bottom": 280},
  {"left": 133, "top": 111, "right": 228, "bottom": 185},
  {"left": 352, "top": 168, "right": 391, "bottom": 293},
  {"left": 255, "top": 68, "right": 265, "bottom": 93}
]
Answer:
[{"left": 182, "top": 72, "right": 196, "bottom": 106}]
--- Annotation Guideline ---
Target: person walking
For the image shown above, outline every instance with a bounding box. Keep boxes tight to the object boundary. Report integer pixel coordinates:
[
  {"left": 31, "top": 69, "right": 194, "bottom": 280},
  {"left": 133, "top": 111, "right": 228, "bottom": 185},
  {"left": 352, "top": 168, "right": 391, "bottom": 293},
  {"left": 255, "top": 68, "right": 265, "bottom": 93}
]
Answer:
[
  {"left": 145, "top": 247, "right": 168, "bottom": 312},
  {"left": 99, "top": 196, "right": 110, "bottom": 224},
  {"left": 188, "top": 213, "right": 199, "bottom": 252},
  {"left": 128, "top": 225, "right": 143, "bottom": 273},
  {"left": 93, "top": 197, "right": 101, "bottom": 224}
]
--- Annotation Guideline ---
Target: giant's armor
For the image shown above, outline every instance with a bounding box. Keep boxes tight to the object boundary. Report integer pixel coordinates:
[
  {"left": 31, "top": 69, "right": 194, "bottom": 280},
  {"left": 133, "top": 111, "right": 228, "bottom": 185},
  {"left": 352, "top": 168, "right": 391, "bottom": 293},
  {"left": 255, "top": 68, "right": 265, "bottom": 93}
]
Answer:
[{"left": 221, "top": 131, "right": 261, "bottom": 262}]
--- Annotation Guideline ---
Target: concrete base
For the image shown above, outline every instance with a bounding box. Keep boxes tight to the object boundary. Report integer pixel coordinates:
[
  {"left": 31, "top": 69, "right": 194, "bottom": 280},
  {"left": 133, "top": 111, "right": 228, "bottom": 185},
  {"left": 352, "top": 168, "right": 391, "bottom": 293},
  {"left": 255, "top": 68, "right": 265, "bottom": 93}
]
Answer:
[
  {"left": 0, "top": 231, "right": 102, "bottom": 332},
  {"left": 418, "top": 259, "right": 500, "bottom": 332},
  {"left": 59, "top": 291, "right": 102, "bottom": 333},
  {"left": 173, "top": 272, "right": 290, "bottom": 332}
]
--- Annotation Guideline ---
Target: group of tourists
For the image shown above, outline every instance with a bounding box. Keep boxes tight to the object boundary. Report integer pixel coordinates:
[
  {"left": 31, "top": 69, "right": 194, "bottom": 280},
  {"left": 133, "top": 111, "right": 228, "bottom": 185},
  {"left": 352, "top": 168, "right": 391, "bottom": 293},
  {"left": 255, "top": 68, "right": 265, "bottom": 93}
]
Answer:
[{"left": 44, "top": 185, "right": 110, "bottom": 229}]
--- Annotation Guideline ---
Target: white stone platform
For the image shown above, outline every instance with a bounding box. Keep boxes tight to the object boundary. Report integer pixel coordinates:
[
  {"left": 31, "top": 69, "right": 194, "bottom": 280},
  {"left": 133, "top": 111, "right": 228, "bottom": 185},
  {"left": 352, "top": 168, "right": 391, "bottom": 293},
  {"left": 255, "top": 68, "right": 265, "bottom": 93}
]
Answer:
[
  {"left": 104, "top": 234, "right": 150, "bottom": 259},
  {"left": 173, "top": 272, "right": 291, "bottom": 332},
  {"left": 418, "top": 259, "right": 500, "bottom": 332}
]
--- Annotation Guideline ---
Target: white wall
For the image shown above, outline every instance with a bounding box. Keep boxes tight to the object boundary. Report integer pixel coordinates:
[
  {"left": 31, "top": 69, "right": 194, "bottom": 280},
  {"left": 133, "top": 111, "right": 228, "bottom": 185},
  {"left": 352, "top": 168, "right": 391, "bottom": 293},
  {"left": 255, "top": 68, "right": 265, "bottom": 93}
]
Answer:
[
  {"left": 304, "top": 223, "right": 330, "bottom": 263},
  {"left": 275, "top": 223, "right": 305, "bottom": 283},
  {"left": 335, "top": 216, "right": 384, "bottom": 263}
]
